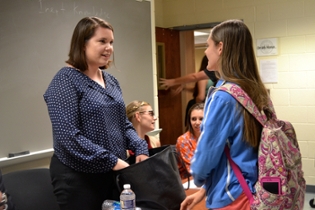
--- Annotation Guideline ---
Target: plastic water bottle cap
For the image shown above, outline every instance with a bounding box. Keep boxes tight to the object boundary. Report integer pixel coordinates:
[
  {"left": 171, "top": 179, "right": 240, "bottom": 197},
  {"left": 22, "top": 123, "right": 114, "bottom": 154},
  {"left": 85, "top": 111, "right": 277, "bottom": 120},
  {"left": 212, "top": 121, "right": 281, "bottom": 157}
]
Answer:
[{"left": 123, "top": 184, "right": 131, "bottom": 189}]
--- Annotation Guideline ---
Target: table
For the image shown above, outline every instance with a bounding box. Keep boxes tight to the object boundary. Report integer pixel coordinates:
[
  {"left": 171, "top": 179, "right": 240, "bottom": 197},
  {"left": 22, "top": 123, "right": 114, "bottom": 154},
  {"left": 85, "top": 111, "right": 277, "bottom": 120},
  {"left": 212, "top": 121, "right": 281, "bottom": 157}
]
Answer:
[{"left": 182, "top": 179, "right": 208, "bottom": 210}]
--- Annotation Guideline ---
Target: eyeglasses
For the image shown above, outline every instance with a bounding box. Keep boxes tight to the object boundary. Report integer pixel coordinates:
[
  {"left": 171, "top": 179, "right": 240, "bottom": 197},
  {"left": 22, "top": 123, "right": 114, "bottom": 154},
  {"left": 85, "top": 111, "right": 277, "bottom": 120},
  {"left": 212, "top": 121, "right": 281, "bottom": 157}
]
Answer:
[{"left": 139, "top": 110, "right": 155, "bottom": 117}]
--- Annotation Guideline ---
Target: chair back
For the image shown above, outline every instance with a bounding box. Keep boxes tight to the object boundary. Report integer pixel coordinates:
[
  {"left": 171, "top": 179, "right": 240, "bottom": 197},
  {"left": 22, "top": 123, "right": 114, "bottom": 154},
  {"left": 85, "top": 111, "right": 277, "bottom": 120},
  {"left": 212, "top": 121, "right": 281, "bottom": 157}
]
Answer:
[{"left": 2, "top": 168, "right": 59, "bottom": 210}]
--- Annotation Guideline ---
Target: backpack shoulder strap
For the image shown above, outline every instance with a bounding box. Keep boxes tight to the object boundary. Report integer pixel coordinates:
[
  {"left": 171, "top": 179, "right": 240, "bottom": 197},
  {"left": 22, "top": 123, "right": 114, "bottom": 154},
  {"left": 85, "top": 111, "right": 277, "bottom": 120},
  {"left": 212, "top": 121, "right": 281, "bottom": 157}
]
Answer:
[
  {"left": 217, "top": 83, "right": 266, "bottom": 204},
  {"left": 224, "top": 146, "right": 254, "bottom": 204},
  {"left": 217, "top": 83, "right": 268, "bottom": 126}
]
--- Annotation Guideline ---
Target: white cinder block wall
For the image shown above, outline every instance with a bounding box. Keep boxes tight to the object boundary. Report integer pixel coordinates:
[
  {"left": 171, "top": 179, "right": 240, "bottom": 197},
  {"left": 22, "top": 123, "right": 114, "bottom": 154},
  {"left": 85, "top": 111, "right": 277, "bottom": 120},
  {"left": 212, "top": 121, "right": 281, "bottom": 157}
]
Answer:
[{"left": 155, "top": 0, "right": 315, "bottom": 186}]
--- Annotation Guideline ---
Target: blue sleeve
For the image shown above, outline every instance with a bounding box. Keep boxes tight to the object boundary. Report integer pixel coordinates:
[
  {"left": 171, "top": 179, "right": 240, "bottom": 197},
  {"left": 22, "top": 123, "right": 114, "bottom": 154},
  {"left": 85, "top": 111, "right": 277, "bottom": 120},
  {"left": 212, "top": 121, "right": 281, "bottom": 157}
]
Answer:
[{"left": 191, "top": 92, "right": 236, "bottom": 186}]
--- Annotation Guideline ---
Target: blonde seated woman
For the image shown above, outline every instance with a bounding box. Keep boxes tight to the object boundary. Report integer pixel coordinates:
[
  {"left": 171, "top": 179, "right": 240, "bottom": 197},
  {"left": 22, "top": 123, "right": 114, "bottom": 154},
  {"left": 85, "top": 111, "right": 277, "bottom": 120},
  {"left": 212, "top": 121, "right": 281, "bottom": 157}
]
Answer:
[{"left": 126, "top": 101, "right": 161, "bottom": 156}]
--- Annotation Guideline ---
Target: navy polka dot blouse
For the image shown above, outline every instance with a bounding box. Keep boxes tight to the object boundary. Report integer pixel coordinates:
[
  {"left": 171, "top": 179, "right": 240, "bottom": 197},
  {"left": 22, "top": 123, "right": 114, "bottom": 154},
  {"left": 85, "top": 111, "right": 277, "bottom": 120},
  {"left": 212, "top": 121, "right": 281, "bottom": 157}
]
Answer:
[{"left": 44, "top": 67, "right": 149, "bottom": 173}]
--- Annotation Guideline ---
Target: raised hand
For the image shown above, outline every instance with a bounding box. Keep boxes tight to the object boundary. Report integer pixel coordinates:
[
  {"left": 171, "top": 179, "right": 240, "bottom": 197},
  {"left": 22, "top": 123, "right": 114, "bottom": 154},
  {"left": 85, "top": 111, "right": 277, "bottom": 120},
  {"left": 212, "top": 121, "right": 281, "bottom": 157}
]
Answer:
[{"left": 159, "top": 78, "right": 176, "bottom": 90}]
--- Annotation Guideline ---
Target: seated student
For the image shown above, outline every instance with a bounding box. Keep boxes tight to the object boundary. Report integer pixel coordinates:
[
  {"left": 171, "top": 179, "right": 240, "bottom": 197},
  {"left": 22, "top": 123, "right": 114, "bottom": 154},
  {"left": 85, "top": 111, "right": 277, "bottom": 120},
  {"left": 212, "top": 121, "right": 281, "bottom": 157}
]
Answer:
[
  {"left": 126, "top": 101, "right": 161, "bottom": 154},
  {"left": 176, "top": 103, "right": 204, "bottom": 179},
  {"left": 0, "top": 170, "right": 14, "bottom": 210}
]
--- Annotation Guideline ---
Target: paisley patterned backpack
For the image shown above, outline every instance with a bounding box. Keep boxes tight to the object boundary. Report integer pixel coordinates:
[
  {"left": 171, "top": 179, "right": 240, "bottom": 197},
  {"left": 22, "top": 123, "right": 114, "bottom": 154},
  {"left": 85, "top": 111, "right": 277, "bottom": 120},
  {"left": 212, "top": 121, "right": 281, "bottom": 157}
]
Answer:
[{"left": 219, "top": 83, "right": 306, "bottom": 210}]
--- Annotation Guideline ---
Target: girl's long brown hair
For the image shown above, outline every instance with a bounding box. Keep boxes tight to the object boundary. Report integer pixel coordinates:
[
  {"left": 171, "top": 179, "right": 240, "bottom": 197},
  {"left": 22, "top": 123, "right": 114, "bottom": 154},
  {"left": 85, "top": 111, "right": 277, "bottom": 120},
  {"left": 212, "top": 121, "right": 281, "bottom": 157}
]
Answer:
[{"left": 211, "top": 20, "right": 270, "bottom": 149}]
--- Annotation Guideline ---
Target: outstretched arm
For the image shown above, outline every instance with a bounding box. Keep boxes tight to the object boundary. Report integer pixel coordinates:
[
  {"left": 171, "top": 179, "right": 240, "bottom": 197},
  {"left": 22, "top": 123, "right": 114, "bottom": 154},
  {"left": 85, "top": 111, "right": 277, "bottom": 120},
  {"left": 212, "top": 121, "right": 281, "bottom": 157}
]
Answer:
[
  {"left": 169, "top": 84, "right": 195, "bottom": 96},
  {"left": 159, "top": 71, "right": 208, "bottom": 90}
]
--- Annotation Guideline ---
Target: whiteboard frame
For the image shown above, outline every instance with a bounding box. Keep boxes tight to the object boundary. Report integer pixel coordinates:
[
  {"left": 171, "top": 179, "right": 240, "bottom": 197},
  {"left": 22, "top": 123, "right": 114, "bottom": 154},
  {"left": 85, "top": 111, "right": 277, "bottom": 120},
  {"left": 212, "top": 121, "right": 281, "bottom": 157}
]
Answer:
[{"left": 0, "top": 0, "right": 157, "bottom": 167}]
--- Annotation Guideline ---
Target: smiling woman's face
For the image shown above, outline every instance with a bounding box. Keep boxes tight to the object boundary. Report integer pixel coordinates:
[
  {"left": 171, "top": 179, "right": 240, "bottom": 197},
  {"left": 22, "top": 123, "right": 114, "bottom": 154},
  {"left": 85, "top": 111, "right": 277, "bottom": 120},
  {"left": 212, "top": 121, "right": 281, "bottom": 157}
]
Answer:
[
  {"left": 139, "top": 105, "right": 156, "bottom": 133},
  {"left": 190, "top": 109, "right": 204, "bottom": 136},
  {"left": 85, "top": 27, "right": 114, "bottom": 70},
  {"left": 204, "top": 34, "right": 222, "bottom": 72}
]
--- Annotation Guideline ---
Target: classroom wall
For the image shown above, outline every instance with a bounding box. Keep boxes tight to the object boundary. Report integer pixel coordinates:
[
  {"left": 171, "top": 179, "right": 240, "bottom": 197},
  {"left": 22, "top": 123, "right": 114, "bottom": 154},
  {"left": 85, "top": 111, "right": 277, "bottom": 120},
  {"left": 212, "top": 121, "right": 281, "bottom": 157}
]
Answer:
[
  {"left": 155, "top": 0, "right": 315, "bottom": 186},
  {"left": 1, "top": 158, "right": 50, "bottom": 174}
]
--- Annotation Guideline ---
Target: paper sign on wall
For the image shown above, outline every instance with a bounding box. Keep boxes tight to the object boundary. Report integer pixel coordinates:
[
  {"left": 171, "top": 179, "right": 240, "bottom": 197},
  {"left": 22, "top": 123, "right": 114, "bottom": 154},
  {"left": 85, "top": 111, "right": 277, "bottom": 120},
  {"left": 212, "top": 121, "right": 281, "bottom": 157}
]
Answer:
[
  {"left": 257, "top": 38, "right": 278, "bottom": 56},
  {"left": 260, "top": 59, "right": 278, "bottom": 83}
]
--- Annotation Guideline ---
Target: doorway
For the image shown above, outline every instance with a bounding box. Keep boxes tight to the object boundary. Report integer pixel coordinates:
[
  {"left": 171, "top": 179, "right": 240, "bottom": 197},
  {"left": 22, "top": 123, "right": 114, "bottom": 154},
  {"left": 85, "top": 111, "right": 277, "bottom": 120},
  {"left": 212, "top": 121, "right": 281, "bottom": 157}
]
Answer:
[{"left": 178, "top": 28, "right": 211, "bottom": 132}]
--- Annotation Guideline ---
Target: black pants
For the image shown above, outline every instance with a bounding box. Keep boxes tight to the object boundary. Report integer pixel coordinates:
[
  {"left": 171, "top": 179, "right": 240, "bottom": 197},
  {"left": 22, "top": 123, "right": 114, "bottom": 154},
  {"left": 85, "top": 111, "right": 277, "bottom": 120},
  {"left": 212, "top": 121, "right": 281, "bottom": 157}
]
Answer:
[{"left": 50, "top": 154, "right": 119, "bottom": 210}]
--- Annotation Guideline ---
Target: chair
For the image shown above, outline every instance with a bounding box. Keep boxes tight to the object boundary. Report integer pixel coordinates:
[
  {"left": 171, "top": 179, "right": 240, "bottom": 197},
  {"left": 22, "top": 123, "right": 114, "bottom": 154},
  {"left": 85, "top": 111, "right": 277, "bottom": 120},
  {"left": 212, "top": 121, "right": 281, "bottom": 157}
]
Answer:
[
  {"left": 2, "top": 168, "right": 60, "bottom": 210},
  {"left": 172, "top": 145, "right": 191, "bottom": 190}
]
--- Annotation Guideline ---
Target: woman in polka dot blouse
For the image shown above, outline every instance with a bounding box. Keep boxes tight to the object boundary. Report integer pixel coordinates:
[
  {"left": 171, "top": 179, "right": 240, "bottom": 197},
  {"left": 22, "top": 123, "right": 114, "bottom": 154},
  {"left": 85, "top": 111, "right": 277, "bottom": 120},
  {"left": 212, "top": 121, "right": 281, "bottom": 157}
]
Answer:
[{"left": 44, "top": 17, "right": 149, "bottom": 210}]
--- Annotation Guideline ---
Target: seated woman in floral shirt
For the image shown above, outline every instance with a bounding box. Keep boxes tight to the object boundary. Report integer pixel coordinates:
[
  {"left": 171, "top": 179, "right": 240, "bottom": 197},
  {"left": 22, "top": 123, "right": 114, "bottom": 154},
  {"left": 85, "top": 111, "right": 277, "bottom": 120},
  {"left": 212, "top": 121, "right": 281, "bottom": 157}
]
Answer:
[{"left": 176, "top": 103, "right": 204, "bottom": 179}]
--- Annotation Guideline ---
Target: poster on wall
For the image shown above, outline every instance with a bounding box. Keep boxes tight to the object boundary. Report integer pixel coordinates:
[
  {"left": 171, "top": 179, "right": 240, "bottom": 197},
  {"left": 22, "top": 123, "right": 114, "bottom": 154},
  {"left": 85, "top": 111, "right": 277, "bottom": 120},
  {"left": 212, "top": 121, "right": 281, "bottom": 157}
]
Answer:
[
  {"left": 256, "top": 38, "right": 278, "bottom": 56},
  {"left": 260, "top": 59, "right": 278, "bottom": 83}
]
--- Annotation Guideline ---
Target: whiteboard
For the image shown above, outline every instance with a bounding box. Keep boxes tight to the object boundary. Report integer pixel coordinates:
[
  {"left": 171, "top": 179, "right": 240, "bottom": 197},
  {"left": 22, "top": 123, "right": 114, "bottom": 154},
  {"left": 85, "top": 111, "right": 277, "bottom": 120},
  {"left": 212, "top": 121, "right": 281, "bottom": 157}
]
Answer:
[{"left": 0, "top": 0, "right": 154, "bottom": 159}]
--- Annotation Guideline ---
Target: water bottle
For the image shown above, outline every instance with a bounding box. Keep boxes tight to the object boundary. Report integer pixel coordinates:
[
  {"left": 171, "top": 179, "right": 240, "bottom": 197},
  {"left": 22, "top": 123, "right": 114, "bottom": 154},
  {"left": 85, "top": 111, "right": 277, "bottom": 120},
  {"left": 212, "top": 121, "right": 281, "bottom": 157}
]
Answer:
[
  {"left": 102, "top": 200, "right": 120, "bottom": 210},
  {"left": 120, "top": 184, "right": 136, "bottom": 210}
]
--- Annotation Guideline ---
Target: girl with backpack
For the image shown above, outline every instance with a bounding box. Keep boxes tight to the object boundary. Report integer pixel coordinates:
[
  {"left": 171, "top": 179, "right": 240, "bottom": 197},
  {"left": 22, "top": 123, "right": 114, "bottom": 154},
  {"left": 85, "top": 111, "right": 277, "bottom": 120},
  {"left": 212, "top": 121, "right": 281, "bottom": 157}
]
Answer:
[{"left": 180, "top": 19, "right": 270, "bottom": 210}]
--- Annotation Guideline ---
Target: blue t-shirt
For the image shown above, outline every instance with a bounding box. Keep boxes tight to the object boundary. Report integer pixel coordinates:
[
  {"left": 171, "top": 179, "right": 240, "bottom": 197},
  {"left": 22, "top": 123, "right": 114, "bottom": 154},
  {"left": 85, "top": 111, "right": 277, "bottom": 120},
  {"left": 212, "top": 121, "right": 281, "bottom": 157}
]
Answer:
[{"left": 44, "top": 67, "right": 149, "bottom": 173}]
